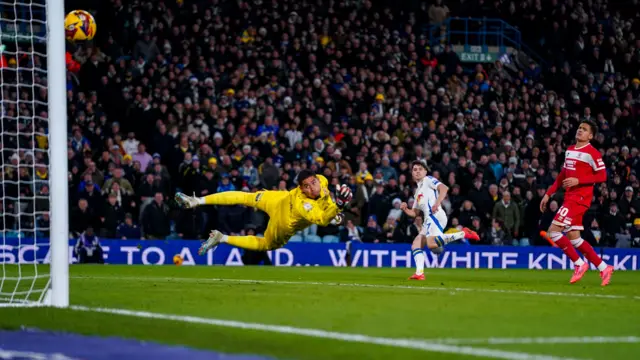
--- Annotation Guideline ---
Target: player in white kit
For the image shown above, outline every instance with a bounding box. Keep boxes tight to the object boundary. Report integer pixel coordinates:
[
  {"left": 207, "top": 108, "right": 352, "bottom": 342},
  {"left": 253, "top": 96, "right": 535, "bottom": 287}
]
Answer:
[{"left": 401, "top": 160, "right": 479, "bottom": 280}]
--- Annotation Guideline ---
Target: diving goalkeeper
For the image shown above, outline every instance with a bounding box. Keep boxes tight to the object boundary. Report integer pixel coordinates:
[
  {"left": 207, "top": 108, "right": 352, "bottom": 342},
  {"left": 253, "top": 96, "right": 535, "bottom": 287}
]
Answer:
[{"left": 174, "top": 169, "right": 353, "bottom": 255}]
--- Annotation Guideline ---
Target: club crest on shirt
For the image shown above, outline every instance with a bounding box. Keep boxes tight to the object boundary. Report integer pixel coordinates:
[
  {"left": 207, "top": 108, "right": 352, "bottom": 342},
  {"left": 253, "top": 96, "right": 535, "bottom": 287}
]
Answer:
[
  {"left": 416, "top": 194, "right": 423, "bottom": 204},
  {"left": 303, "top": 202, "right": 313, "bottom": 212}
]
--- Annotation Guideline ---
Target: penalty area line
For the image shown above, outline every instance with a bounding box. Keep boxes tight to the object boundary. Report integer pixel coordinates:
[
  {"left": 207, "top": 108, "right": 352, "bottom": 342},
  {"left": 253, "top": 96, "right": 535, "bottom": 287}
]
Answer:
[
  {"left": 71, "top": 275, "right": 640, "bottom": 301},
  {"left": 68, "top": 305, "right": 579, "bottom": 360}
]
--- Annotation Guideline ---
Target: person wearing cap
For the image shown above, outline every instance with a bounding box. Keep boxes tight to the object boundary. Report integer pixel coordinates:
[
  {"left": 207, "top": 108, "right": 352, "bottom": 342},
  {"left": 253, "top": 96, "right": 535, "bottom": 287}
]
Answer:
[
  {"left": 371, "top": 93, "right": 385, "bottom": 120},
  {"left": 355, "top": 162, "right": 372, "bottom": 184},
  {"left": 175, "top": 169, "right": 353, "bottom": 254}
]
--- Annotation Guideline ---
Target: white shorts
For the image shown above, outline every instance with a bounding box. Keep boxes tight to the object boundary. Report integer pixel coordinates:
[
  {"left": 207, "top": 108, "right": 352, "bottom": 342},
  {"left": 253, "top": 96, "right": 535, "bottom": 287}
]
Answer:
[{"left": 420, "top": 212, "right": 447, "bottom": 237}]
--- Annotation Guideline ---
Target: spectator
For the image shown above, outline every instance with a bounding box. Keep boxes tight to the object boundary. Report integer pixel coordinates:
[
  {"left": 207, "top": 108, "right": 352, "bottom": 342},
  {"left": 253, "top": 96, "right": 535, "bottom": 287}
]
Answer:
[
  {"left": 387, "top": 198, "right": 404, "bottom": 223},
  {"left": 619, "top": 186, "right": 640, "bottom": 222},
  {"left": 102, "top": 168, "right": 134, "bottom": 196},
  {"left": 70, "top": 198, "right": 96, "bottom": 237},
  {"left": 602, "top": 203, "right": 626, "bottom": 247},
  {"left": 362, "top": 216, "right": 383, "bottom": 243},
  {"left": 630, "top": 219, "right": 640, "bottom": 248},
  {"left": 382, "top": 216, "right": 405, "bottom": 243},
  {"left": 122, "top": 132, "right": 140, "bottom": 156},
  {"left": 240, "top": 159, "right": 260, "bottom": 188},
  {"left": 133, "top": 144, "right": 153, "bottom": 173},
  {"left": 583, "top": 219, "right": 604, "bottom": 247},
  {"left": 485, "top": 219, "right": 507, "bottom": 246},
  {"left": 492, "top": 191, "right": 521, "bottom": 240},
  {"left": 116, "top": 213, "right": 142, "bottom": 240},
  {"left": 142, "top": 192, "right": 171, "bottom": 239},
  {"left": 341, "top": 219, "right": 363, "bottom": 243},
  {"left": 36, "top": 212, "right": 51, "bottom": 238},
  {"left": 100, "top": 192, "right": 125, "bottom": 238},
  {"left": 217, "top": 174, "right": 235, "bottom": 193},
  {"left": 406, "top": 215, "right": 423, "bottom": 242}
]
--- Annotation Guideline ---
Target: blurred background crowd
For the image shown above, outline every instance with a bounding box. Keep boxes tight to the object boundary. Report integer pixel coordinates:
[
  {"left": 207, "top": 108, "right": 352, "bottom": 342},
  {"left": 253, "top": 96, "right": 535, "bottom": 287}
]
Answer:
[{"left": 1, "top": 0, "right": 640, "bottom": 248}]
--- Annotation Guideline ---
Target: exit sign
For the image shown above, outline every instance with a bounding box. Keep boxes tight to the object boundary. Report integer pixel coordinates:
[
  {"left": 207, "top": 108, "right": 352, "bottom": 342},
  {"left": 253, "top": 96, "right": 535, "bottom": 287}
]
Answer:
[{"left": 458, "top": 51, "right": 500, "bottom": 63}]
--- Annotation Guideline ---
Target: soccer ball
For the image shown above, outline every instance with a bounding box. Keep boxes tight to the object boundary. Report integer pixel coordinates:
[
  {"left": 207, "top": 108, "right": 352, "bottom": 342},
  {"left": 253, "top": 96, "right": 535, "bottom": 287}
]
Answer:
[
  {"left": 64, "top": 10, "right": 96, "bottom": 41},
  {"left": 173, "top": 254, "right": 183, "bottom": 266}
]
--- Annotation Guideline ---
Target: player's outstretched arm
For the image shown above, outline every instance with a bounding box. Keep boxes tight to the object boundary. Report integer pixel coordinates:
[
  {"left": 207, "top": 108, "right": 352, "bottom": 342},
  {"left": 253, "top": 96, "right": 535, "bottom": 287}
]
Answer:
[{"left": 299, "top": 201, "right": 341, "bottom": 227}]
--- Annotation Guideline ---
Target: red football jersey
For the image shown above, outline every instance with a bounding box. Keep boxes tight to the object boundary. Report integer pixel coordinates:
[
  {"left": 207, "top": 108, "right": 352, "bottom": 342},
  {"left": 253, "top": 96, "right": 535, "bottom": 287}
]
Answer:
[{"left": 546, "top": 143, "right": 607, "bottom": 207}]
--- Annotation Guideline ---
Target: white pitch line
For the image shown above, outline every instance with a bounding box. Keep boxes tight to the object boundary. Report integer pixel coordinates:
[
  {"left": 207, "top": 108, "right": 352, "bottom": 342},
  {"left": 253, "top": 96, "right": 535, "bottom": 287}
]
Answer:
[
  {"left": 71, "top": 275, "right": 640, "bottom": 301},
  {"left": 432, "top": 336, "right": 640, "bottom": 345},
  {"left": 69, "top": 305, "right": 579, "bottom": 360}
]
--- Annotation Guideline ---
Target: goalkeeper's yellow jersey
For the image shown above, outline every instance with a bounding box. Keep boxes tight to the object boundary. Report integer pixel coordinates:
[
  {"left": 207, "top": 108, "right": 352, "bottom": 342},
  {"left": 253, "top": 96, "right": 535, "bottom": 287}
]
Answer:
[
  {"left": 287, "top": 175, "right": 340, "bottom": 232},
  {"left": 253, "top": 174, "right": 340, "bottom": 247}
]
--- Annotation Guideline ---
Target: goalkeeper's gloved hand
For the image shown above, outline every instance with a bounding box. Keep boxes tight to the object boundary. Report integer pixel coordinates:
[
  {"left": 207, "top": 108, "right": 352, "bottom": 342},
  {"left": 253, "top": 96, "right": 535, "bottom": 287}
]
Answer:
[
  {"left": 330, "top": 213, "right": 345, "bottom": 226},
  {"left": 335, "top": 184, "right": 353, "bottom": 209}
]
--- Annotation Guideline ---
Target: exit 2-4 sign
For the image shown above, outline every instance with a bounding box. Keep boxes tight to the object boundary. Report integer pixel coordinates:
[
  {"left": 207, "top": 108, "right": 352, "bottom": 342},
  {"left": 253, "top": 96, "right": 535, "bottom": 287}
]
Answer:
[{"left": 458, "top": 51, "right": 500, "bottom": 63}]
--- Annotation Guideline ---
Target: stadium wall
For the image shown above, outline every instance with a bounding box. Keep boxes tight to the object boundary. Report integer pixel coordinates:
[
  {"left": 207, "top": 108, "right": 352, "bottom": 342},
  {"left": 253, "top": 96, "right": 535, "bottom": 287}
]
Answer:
[{"left": 2, "top": 239, "right": 640, "bottom": 270}]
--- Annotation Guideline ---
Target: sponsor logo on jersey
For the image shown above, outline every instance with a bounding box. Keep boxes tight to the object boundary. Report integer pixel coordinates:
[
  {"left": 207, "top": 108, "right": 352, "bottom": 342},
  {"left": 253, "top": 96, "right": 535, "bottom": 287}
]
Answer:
[
  {"left": 303, "top": 202, "right": 313, "bottom": 212},
  {"left": 565, "top": 159, "right": 576, "bottom": 170}
]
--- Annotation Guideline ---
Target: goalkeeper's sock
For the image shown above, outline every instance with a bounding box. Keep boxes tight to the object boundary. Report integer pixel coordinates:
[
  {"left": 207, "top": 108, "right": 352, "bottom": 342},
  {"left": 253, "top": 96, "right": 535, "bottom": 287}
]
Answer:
[
  {"left": 412, "top": 249, "right": 425, "bottom": 275},
  {"left": 200, "top": 192, "right": 254, "bottom": 206},
  {"left": 572, "top": 238, "right": 607, "bottom": 270},
  {"left": 432, "top": 232, "right": 464, "bottom": 247},
  {"left": 225, "top": 235, "right": 270, "bottom": 251}
]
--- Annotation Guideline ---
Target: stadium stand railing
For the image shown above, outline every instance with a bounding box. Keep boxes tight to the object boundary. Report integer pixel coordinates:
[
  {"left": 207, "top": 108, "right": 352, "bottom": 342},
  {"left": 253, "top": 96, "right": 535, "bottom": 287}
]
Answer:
[{"left": 429, "top": 17, "right": 547, "bottom": 68}]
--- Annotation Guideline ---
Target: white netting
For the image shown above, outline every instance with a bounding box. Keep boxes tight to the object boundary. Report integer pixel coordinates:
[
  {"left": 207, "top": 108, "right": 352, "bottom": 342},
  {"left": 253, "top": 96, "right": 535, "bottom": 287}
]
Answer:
[{"left": 0, "top": 0, "right": 52, "bottom": 305}]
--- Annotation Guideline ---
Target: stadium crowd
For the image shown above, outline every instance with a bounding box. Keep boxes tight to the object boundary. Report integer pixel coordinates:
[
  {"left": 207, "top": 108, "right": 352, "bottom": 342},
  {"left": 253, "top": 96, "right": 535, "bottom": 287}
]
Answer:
[{"left": 1, "top": 0, "right": 640, "bottom": 249}]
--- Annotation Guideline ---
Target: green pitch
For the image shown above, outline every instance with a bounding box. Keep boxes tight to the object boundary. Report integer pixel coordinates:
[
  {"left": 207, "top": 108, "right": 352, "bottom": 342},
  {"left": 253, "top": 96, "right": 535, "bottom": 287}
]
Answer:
[{"left": 1, "top": 266, "right": 639, "bottom": 359}]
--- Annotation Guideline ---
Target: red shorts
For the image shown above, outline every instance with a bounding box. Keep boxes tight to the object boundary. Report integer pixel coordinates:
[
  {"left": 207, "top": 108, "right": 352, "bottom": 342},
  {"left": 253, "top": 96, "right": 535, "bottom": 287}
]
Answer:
[{"left": 552, "top": 199, "right": 588, "bottom": 231}]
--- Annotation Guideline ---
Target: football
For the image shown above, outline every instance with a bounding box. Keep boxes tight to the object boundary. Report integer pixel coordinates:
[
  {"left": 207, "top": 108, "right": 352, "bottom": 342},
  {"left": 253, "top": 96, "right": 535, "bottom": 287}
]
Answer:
[
  {"left": 64, "top": 10, "right": 96, "bottom": 41},
  {"left": 173, "top": 254, "right": 183, "bottom": 266}
]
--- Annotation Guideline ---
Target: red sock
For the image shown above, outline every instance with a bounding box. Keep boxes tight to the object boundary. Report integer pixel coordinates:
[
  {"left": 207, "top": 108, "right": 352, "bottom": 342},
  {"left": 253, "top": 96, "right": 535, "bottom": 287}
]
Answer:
[
  {"left": 576, "top": 242, "right": 603, "bottom": 267},
  {"left": 549, "top": 232, "right": 581, "bottom": 262}
]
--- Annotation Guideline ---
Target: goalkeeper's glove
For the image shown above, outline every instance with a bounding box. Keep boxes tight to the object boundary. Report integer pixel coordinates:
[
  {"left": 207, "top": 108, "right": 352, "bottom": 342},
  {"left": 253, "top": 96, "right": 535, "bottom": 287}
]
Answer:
[
  {"left": 330, "top": 213, "right": 345, "bottom": 226},
  {"left": 335, "top": 184, "right": 353, "bottom": 209}
]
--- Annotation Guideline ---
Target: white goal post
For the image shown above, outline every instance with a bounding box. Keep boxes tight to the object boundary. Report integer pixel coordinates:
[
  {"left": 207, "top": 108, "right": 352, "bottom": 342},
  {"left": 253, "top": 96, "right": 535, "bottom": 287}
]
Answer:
[
  {"left": 0, "top": 0, "right": 68, "bottom": 307},
  {"left": 47, "top": 0, "right": 70, "bottom": 308}
]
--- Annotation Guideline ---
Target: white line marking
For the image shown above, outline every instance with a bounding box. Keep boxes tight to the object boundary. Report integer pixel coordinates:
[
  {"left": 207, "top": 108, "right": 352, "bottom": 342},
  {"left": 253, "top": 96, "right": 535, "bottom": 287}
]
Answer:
[
  {"left": 432, "top": 336, "right": 640, "bottom": 345},
  {"left": 69, "top": 305, "right": 579, "bottom": 360},
  {"left": 71, "top": 275, "right": 640, "bottom": 301}
]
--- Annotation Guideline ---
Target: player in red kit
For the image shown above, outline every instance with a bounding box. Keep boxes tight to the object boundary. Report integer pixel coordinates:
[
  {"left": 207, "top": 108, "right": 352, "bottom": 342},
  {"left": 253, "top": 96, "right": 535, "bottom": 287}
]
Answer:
[{"left": 540, "top": 120, "right": 614, "bottom": 286}]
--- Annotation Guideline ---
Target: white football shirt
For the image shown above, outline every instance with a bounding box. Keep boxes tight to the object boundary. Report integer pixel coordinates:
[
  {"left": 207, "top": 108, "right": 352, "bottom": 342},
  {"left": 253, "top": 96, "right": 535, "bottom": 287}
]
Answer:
[{"left": 412, "top": 175, "right": 446, "bottom": 220}]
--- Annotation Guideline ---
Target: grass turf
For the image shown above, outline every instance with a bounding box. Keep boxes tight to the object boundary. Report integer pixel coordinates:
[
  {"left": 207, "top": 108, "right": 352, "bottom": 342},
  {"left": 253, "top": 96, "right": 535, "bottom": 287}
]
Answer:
[{"left": 0, "top": 265, "right": 639, "bottom": 359}]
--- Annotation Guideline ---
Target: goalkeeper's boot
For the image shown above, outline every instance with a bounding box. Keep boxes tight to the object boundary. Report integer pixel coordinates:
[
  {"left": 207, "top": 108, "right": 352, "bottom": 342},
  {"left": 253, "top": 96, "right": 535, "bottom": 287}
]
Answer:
[
  {"left": 600, "top": 265, "right": 614, "bottom": 287},
  {"left": 408, "top": 273, "right": 425, "bottom": 281},
  {"left": 175, "top": 192, "right": 200, "bottom": 209},
  {"left": 462, "top": 227, "right": 480, "bottom": 242},
  {"left": 199, "top": 230, "right": 224, "bottom": 256},
  {"left": 570, "top": 261, "right": 589, "bottom": 284}
]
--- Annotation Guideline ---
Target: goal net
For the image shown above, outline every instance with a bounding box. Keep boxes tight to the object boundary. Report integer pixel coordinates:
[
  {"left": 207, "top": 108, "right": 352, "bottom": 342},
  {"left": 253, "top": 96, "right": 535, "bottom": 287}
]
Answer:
[{"left": 0, "top": 0, "right": 69, "bottom": 307}]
